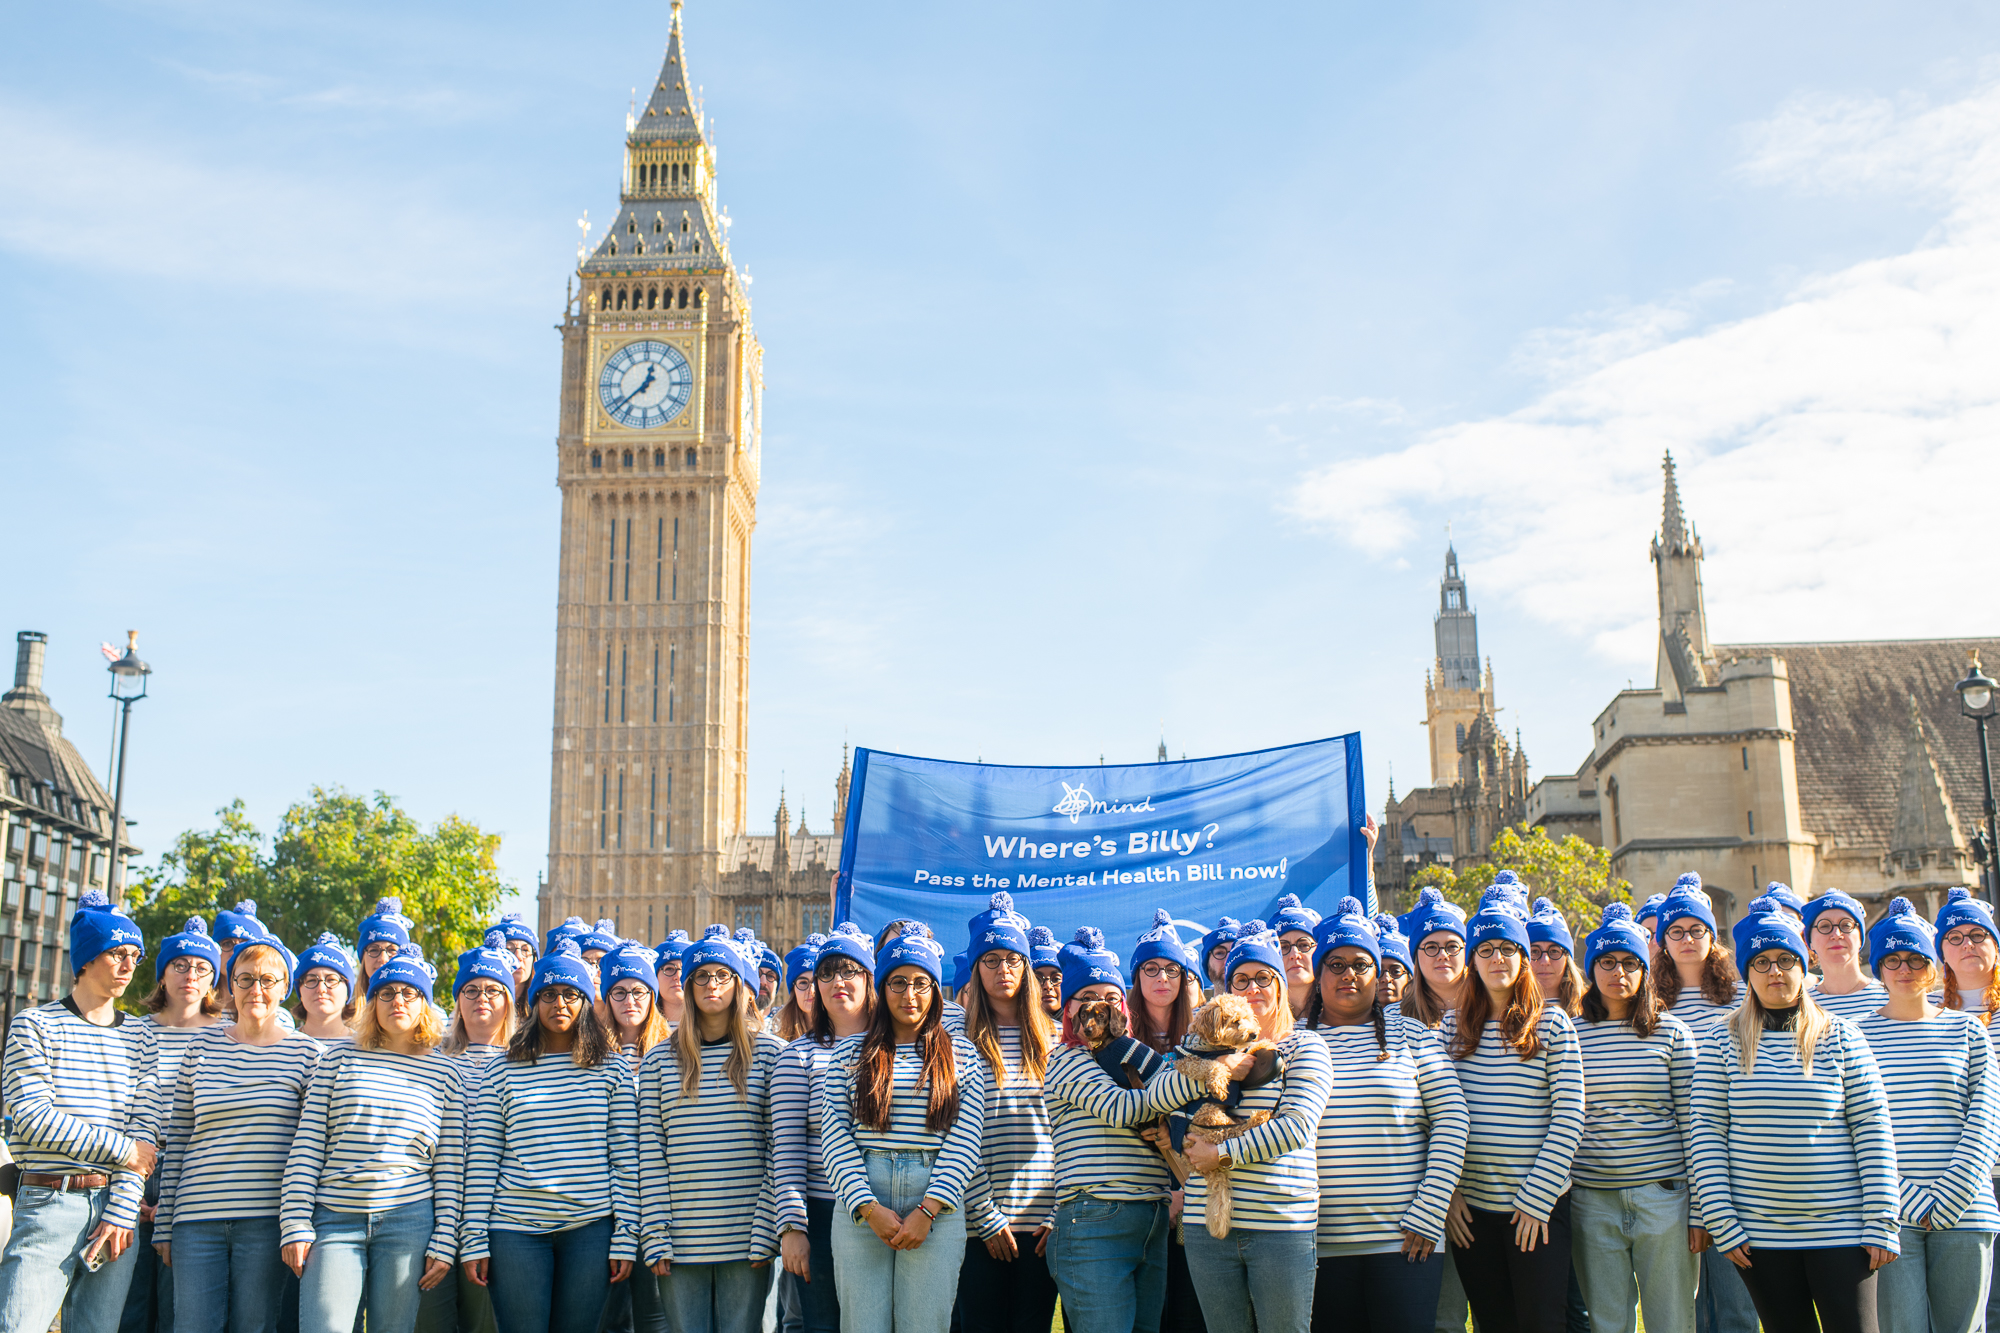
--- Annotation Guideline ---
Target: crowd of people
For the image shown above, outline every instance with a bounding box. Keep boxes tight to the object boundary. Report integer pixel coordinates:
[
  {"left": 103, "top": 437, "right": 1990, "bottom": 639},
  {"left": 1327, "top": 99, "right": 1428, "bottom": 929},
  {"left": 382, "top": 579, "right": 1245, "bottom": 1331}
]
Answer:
[{"left": 0, "top": 870, "right": 1996, "bottom": 1333}]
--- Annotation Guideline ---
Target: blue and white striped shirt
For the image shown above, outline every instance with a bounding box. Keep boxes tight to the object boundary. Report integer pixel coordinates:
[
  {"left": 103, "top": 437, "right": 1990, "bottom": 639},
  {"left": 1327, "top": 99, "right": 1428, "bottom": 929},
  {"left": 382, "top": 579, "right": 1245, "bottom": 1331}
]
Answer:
[
  {"left": 819, "top": 1033, "right": 989, "bottom": 1219},
  {"left": 1440, "top": 1008, "right": 1586, "bottom": 1221},
  {"left": 1812, "top": 982, "right": 1886, "bottom": 1024},
  {"left": 1309, "top": 1016, "right": 1468, "bottom": 1252},
  {"left": 462, "top": 1052, "right": 640, "bottom": 1262},
  {"left": 1664, "top": 991, "right": 1736, "bottom": 1041},
  {"left": 635, "top": 1033, "right": 784, "bottom": 1264},
  {"left": 278, "top": 1044, "right": 464, "bottom": 1262},
  {"left": 128, "top": 1016, "right": 226, "bottom": 1148},
  {"left": 2, "top": 1001, "right": 148, "bottom": 1229},
  {"left": 154, "top": 1028, "right": 322, "bottom": 1240},
  {"left": 1181, "top": 1029, "right": 1333, "bottom": 1232},
  {"left": 961, "top": 1026, "right": 1057, "bottom": 1240},
  {"left": 1042, "top": 1043, "right": 1203, "bottom": 1221},
  {"left": 771, "top": 1035, "right": 843, "bottom": 1234},
  {"left": 1857, "top": 1010, "right": 2000, "bottom": 1231},
  {"left": 1572, "top": 1015, "right": 1696, "bottom": 1191},
  {"left": 1689, "top": 1012, "right": 1898, "bottom": 1252}
]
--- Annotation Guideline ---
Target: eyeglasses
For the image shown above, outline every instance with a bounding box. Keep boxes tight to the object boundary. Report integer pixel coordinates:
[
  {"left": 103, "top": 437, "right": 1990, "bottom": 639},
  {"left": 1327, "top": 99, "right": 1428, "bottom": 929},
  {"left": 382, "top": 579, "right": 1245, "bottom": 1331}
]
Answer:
[
  {"left": 377, "top": 984, "right": 425, "bottom": 1005},
  {"left": 233, "top": 974, "right": 287, "bottom": 992},
  {"left": 505, "top": 943, "right": 537, "bottom": 961},
  {"left": 1229, "top": 972, "right": 1280, "bottom": 993},
  {"left": 1943, "top": 928, "right": 1995, "bottom": 950},
  {"left": 1320, "top": 957, "right": 1376, "bottom": 977},
  {"left": 1748, "top": 953, "right": 1801, "bottom": 974},
  {"left": 166, "top": 959, "right": 214, "bottom": 979},
  {"left": 1278, "top": 939, "right": 1315, "bottom": 957},
  {"left": 819, "top": 963, "right": 869, "bottom": 983},
  {"left": 1473, "top": 943, "right": 1522, "bottom": 961},
  {"left": 102, "top": 948, "right": 142, "bottom": 967},
  {"left": 1137, "top": 962, "right": 1183, "bottom": 981},
  {"left": 1593, "top": 956, "right": 1646, "bottom": 976},
  {"left": 1528, "top": 946, "right": 1567, "bottom": 963},
  {"left": 538, "top": 987, "right": 585, "bottom": 1009},
  {"left": 1418, "top": 941, "right": 1463, "bottom": 959},
  {"left": 299, "top": 973, "right": 347, "bottom": 992},
  {"left": 885, "top": 976, "right": 936, "bottom": 996},
  {"left": 1380, "top": 963, "right": 1410, "bottom": 981},
  {"left": 980, "top": 954, "right": 1026, "bottom": 973},
  {"left": 460, "top": 983, "right": 511, "bottom": 1004},
  {"left": 1665, "top": 926, "right": 1710, "bottom": 943},
  {"left": 1879, "top": 955, "right": 1933, "bottom": 973},
  {"left": 609, "top": 982, "right": 654, "bottom": 1002},
  {"left": 363, "top": 943, "right": 402, "bottom": 962},
  {"left": 1812, "top": 918, "right": 1859, "bottom": 937},
  {"left": 688, "top": 968, "right": 737, "bottom": 990}
]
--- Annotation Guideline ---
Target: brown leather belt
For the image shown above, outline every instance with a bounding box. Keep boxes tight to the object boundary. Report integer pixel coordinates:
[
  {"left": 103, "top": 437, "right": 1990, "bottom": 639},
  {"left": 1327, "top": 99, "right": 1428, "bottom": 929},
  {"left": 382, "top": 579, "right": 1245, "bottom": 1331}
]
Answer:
[{"left": 20, "top": 1173, "right": 111, "bottom": 1191}]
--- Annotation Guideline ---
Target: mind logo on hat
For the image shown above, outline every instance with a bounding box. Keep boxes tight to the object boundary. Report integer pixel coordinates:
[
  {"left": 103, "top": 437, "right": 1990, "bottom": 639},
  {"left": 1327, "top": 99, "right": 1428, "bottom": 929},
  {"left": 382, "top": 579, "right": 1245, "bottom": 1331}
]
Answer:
[{"left": 1748, "top": 930, "right": 1791, "bottom": 957}]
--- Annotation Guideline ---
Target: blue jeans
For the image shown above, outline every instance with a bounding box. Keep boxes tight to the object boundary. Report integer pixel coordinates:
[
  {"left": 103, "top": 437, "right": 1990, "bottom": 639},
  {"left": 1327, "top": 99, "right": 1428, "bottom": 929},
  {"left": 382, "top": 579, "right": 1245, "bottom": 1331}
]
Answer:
[
  {"left": 298, "top": 1201, "right": 433, "bottom": 1333},
  {"left": 0, "top": 1182, "right": 142, "bottom": 1333},
  {"left": 1876, "top": 1226, "right": 1993, "bottom": 1333},
  {"left": 1571, "top": 1182, "right": 1697, "bottom": 1333},
  {"left": 172, "top": 1217, "right": 288, "bottom": 1333},
  {"left": 1181, "top": 1227, "right": 1315, "bottom": 1333},
  {"left": 659, "top": 1260, "right": 770, "bottom": 1333},
  {"left": 828, "top": 1150, "right": 968, "bottom": 1333},
  {"left": 1047, "top": 1196, "right": 1170, "bottom": 1333},
  {"left": 1693, "top": 1245, "right": 1758, "bottom": 1333},
  {"left": 122, "top": 1207, "right": 175, "bottom": 1333},
  {"left": 487, "top": 1218, "right": 614, "bottom": 1333}
]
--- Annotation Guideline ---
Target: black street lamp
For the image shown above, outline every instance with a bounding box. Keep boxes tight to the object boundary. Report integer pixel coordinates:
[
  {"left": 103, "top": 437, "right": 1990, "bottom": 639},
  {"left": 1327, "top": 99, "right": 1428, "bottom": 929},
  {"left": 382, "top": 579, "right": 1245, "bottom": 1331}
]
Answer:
[
  {"left": 1957, "top": 649, "right": 2000, "bottom": 908},
  {"left": 103, "top": 631, "right": 151, "bottom": 903}
]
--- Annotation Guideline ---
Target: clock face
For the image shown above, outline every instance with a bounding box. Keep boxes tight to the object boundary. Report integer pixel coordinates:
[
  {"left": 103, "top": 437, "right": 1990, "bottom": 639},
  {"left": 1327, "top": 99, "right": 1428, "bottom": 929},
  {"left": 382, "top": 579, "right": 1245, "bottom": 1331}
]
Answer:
[{"left": 598, "top": 340, "right": 694, "bottom": 429}]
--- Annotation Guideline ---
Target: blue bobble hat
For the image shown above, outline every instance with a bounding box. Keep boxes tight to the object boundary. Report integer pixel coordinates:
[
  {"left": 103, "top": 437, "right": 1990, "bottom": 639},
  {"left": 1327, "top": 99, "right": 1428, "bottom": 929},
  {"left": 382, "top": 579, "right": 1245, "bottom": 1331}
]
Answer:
[
  {"left": 653, "top": 930, "right": 692, "bottom": 973},
  {"left": 950, "top": 950, "right": 973, "bottom": 993},
  {"left": 1198, "top": 917, "right": 1243, "bottom": 967},
  {"left": 1371, "top": 912, "right": 1414, "bottom": 973},
  {"left": 1467, "top": 898, "right": 1531, "bottom": 953},
  {"left": 1027, "top": 925, "right": 1062, "bottom": 972},
  {"left": 875, "top": 923, "right": 946, "bottom": 991},
  {"left": 248, "top": 936, "right": 299, "bottom": 999},
  {"left": 1486, "top": 870, "right": 1531, "bottom": 908},
  {"left": 490, "top": 911, "right": 538, "bottom": 954},
  {"left": 1936, "top": 887, "right": 1997, "bottom": 941},
  {"left": 70, "top": 889, "right": 144, "bottom": 975},
  {"left": 787, "top": 934, "right": 828, "bottom": 989},
  {"left": 1058, "top": 927, "right": 1125, "bottom": 1004},
  {"left": 528, "top": 937, "right": 597, "bottom": 1005},
  {"left": 155, "top": 916, "right": 222, "bottom": 980},
  {"left": 1526, "top": 897, "right": 1575, "bottom": 955},
  {"left": 1130, "top": 909, "right": 1195, "bottom": 979},
  {"left": 367, "top": 942, "right": 436, "bottom": 1002},
  {"left": 1868, "top": 896, "right": 1937, "bottom": 974},
  {"left": 1762, "top": 882, "right": 1807, "bottom": 918},
  {"left": 1223, "top": 920, "right": 1284, "bottom": 988},
  {"left": 1734, "top": 910, "right": 1807, "bottom": 980},
  {"left": 1401, "top": 887, "right": 1466, "bottom": 946},
  {"left": 732, "top": 927, "right": 781, "bottom": 979},
  {"left": 1313, "top": 897, "right": 1381, "bottom": 971},
  {"left": 455, "top": 929, "right": 517, "bottom": 998},
  {"left": 357, "top": 897, "right": 414, "bottom": 951},
  {"left": 546, "top": 916, "right": 589, "bottom": 955},
  {"left": 1270, "top": 893, "right": 1321, "bottom": 939},
  {"left": 1635, "top": 893, "right": 1668, "bottom": 930},
  {"left": 1654, "top": 875, "right": 1717, "bottom": 944},
  {"left": 1583, "top": 903, "right": 1652, "bottom": 976},
  {"left": 213, "top": 900, "right": 266, "bottom": 947},
  {"left": 815, "top": 922, "right": 877, "bottom": 976},
  {"left": 967, "top": 892, "right": 1033, "bottom": 962},
  {"left": 294, "top": 932, "right": 357, "bottom": 991},
  {"left": 1801, "top": 888, "right": 1867, "bottom": 938},
  {"left": 578, "top": 919, "right": 621, "bottom": 957},
  {"left": 602, "top": 942, "right": 662, "bottom": 995},
  {"left": 685, "top": 924, "right": 759, "bottom": 992}
]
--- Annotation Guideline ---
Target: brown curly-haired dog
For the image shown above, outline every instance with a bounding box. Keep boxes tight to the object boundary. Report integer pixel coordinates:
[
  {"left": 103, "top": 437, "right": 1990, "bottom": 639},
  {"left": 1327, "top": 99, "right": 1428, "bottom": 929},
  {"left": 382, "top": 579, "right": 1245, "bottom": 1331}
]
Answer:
[{"left": 1164, "top": 995, "right": 1278, "bottom": 1238}]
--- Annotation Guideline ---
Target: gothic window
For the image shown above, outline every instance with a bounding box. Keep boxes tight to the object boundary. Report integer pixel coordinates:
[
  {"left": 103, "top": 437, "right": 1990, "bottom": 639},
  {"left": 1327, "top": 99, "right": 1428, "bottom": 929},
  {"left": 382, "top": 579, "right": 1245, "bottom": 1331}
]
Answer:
[
  {"left": 616, "top": 288, "right": 628, "bottom": 310},
  {"left": 651, "top": 646, "right": 659, "bottom": 721},
  {"left": 665, "top": 236, "right": 676, "bottom": 255},
  {"left": 608, "top": 238, "right": 618, "bottom": 255},
  {"left": 685, "top": 447, "right": 696, "bottom": 468},
  {"left": 1446, "top": 590, "right": 1461, "bottom": 609},
  {"left": 649, "top": 768, "right": 658, "bottom": 848},
  {"left": 1455, "top": 723, "right": 1465, "bottom": 747},
  {"left": 647, "top": 286, "right": 658, "bottom": 310},
  {"left": 627, "top": 217, "right": 637, "bottom": 234},
  {"left": 662, "top": 769, "right": 672, "bottom": 848},
  {"left": 619, "top": 647, "right": 628, "bottom": 722},
  {"left": 622, "top": 516, "right": 632, "bottom": 600},
  {"left": 654, "top": 515, "right": 664, "bottom": 597},
  {"left": 692, "top": 235, "right": 701, "bottom": 254},
  {"left": 590, "top": 450, "right": 602, "bottom": 468},
  {"left": 600, "top": 289, "right": 612, "bottom": 311},
  {"left": 653, "top": 214, "right": 664, "bottom": 234},
  {"left": 616, "top": 772, "right": 625, "bottom": 847},
  {"left": 693, "top": 287, "right": 704, "bottom": 308},
  {"left": 653, "top": 449, "right": 665, "bottom": 468},
  {"left": 607, "top": 518, "right": 618, "bottom": 600},
  {"left": 681, "top": 213, "right": 691, "bottom": 233},
  {"left": 603, "top": 647, "right": 613, "bottom": 721},
  {"left": 677, "top": 286, "right": 688, "bottom": 309},
  {"left": 668, "top": 688, "right": 675, "bottom": 722},
  {"left": 599, "top": 772, "right": 609, "bottom": 849},
  {"left": 634, "top": 239, "right": 645, "bottom": 255},
  {"left": 621, "top": 449, "right": 633, "bottom": 469}
]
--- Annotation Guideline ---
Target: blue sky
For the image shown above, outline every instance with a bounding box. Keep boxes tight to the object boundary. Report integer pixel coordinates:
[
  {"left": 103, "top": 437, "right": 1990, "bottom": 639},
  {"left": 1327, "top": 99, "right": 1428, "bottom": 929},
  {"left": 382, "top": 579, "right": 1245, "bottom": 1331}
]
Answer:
[{"left": 5, "top": 1, "right": 1999, "bottom": 919}]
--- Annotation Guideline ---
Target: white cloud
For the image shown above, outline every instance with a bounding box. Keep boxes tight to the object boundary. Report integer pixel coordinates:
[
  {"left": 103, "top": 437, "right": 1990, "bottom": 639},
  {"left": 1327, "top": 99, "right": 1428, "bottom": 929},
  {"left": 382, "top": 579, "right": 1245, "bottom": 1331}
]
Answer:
[{"left": 1290, "top": 72, "right": 2000, "bottom": 663}]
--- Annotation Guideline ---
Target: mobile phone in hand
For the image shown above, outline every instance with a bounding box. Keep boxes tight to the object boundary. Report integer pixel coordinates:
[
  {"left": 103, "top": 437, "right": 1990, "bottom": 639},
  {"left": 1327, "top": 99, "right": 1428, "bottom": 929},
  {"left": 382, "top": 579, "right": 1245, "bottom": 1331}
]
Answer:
[{"left": 79, "top": 1233, "right": 107, "bottom": 1273}]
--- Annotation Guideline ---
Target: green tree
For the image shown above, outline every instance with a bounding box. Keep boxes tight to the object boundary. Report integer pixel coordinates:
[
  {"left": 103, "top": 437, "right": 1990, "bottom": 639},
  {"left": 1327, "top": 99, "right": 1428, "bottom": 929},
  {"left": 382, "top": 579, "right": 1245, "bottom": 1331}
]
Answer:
[
  {"left": 1411, "top": 823, "right": 1631, "bottom": 927},
  {"left": 126, "top": 787, "right": 511, "bottom": 971}
]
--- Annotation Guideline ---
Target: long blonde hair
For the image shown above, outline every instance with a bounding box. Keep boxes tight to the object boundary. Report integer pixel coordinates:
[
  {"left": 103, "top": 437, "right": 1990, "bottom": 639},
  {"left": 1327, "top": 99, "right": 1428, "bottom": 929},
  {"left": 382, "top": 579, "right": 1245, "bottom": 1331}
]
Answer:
[
  {"left": 441, "top": 996, "right": 518, "bottom": 1056},
  {"left": 961, "top": 966, "right": 1051, "bottom": 1088},
  {"left": 673, "top": 977, "right": 758, "bottom": 1102},
  {"left": 1729, "top": 980, "right": 1832, "bottom": 1078}
]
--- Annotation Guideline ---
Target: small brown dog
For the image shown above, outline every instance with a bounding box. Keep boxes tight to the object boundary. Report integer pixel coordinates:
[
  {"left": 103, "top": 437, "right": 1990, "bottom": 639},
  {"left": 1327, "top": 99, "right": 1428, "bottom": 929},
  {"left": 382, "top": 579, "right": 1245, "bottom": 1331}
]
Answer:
[
  {"left": 1162, "top": 995, "right": 1278, "bottom": 1238},
  {"left": 1073, "top": 999, "right": 1128, "bottom": 1051}
]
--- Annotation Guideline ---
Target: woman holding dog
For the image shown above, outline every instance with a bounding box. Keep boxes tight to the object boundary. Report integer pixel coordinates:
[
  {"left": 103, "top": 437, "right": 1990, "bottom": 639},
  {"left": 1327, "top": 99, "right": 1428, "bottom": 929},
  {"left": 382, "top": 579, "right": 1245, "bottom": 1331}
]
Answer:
[
  {"left": 1129, "top": 912, "right": 1210, "bottom": 1333},
  {"left": 1440, "top": 895, "right": 1586, "bottom": 1333},
  {"left": 957, "top": 896, "right": 1059, "bottom": 1333},
  {"left": 821, "top": 925, "right": 989, "bottom": 1333},
  {"left": 1303, "top": 898, "right": 1468, "bottom": 1333},
  {"left": 1179, "top": 922, "right": 1334, "bottom": 1333}
]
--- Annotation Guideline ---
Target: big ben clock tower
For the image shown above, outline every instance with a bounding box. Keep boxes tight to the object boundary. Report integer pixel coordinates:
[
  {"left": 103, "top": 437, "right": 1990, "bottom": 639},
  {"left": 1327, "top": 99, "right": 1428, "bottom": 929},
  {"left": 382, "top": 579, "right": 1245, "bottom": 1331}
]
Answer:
[{"left": 543, "top": 0, "right": 762, "bottom": 941}]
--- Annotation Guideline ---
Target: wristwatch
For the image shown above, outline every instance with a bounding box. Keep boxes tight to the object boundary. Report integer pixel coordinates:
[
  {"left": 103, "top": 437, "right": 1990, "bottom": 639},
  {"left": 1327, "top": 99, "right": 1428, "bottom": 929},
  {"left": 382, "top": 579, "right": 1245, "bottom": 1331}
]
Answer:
[{"left": 1215, "top": 1148, "right": 1234, "bottom": 1170}]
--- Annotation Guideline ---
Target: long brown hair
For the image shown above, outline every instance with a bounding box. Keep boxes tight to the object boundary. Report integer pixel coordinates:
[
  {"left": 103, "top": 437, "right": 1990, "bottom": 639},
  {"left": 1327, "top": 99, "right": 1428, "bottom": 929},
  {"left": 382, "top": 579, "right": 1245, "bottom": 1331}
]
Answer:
[
  {"left": 1450, "top": 964, "right": 1545, "bottom": 1062},
  {"left": 673, "top": 978, "right": 758, "bottom": 1101},
  {"left": 1651, "top": 940, "right": 1739, "bottom": 1009},
  {"left": 810, "top": 956, "right": 875, "bottom": 1045},
  {"left": 1579, "top": 966, "right": 1662, "bottom": 1038},
  {"left": 855, "top": 975, "right": 960, "bottom": 1134},
  {"left": 608, "top": 985, "right": 674, "bottom": 1059},
  {"left": 1543, "top": 956, "right": 1587, "bottom": 1018},
  {"left": 776, "top": 988, "right": 815, "bottom": 1043},
  {"left": 507, "top": 993, "right": 614, "bottom": 1067},
  {"left": 1943, "top": 964, "right": 2000, "bottom": 1024},
  {"left": 144, "top": 978, "right": 224, "bottom": 1017},
  {"left": 962, "top": 963, "right": 1051, "bottom": 1087},
  {"left": 1132, "top": 972, "right": 1200, "bottom": 1056}
]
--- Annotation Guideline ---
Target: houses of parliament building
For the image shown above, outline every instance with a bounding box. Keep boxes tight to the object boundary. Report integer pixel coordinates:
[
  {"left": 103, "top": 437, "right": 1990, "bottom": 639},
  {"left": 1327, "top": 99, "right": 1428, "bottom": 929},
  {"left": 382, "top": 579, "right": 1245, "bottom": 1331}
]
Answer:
[{"left": 535, "top": 3, "right": 838, "bottom": 954}]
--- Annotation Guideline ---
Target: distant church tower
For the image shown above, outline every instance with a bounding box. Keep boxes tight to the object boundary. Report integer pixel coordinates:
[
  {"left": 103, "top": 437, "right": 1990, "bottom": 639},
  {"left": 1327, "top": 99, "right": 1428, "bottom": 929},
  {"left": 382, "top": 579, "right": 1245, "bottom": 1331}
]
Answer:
[
  {"left": 1423, "top": 547, "right": 1495, "bottom": 785},
  {"left": 541, "top": 0, "right": 763, "bottom": 940},
  {"left": 1652, "top": 452, "right": 1718, "bottom": 704}
]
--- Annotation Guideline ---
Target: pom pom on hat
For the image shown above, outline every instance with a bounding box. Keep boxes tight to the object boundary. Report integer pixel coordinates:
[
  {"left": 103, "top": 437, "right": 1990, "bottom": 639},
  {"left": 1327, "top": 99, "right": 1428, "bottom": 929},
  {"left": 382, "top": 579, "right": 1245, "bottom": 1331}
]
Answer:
[
  {"left": 1027, "top": 925, "right": 1061, "bottom": 971},
  {"left": 1312, "top": 896, "right": 1381, "bottom": 971},
  {"left": 1868, "top": 895, "right": 1937, "bottom": 975},
  {"left": 213, "top": 899, "right": 265, "bottom": 945},
  {"left": 1583, "top": 901, "right": 1652, "bottom": 977},
  {"left": 1130, "top": 908, "right": 1195, "bottom": 979},
  {"left": 367, "top": 941, "right": 436, "bottom": 1001},
  {"left": 1401, "top": 886, "right": 1467, "bottom": 945},
  {"left": 70, "top": 890, "right": 144, "bottom": 975},
  {"left": 155, "top": 915, "right": 221, "bottom": 980},
  {"left": 1198, "top": 917, "right": 1243, "bottom": 969},
  {"left": 455, "top": 930, "right": 517, "bottom": 998},
  {"left": 1371, "top": 912, "right": 1414, "bottom": 972},
  {"left": 1057, "top": 925, "right": 1124, "bottom": 1005},
  {"left": 967, "top": 891, "right": 1033, "bottom": 963},
  {"left": 875, "top": 921, "right": 947, "bottom": 991},
  {"left": 1270, "top": 893, "right": 1321, "bottom": 938},
  {"left": 528, "top": 937, "right": 597, "bottom": 1004},
  {"left": 357, "top": 897, "right": 413, "bottom": 951},
  {"left": 1527, "top": 896, "right": 1574, "bottom": 955},
  {"left": 1223, "top": 922, "right": 1285, "bottom": 987},
  {"left": 1936, "top": 885, "right": 1998, "bottom": 941}
]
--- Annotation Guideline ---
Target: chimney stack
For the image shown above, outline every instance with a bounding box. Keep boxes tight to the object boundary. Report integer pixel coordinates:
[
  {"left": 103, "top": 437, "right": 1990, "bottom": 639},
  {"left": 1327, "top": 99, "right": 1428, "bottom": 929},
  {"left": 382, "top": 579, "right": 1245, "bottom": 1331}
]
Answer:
[{"left": 2, "top": 630, "right": 60, "bottom": 727}]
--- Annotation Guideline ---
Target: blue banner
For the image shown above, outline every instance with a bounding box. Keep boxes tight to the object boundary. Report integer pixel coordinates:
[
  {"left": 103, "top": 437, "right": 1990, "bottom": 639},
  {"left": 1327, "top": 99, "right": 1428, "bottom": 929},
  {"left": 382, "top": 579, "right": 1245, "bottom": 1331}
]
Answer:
[{"left": 833, "top": 734, "right": 1369, "bottom": 963}]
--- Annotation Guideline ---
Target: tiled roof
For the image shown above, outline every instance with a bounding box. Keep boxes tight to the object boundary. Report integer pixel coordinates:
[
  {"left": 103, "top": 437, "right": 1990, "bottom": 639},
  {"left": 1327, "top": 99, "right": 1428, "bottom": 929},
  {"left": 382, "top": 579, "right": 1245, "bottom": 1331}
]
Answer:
[{"left": 1719, "top": 637, "right": 2000, "bottom": 854}]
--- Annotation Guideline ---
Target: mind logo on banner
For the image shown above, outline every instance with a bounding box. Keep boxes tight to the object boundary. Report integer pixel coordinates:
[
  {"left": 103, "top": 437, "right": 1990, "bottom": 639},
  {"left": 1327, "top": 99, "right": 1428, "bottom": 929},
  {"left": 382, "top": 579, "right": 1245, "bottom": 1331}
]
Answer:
[{"left": 1052, "top": 782, "right": 1156, "bottom": 823}]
